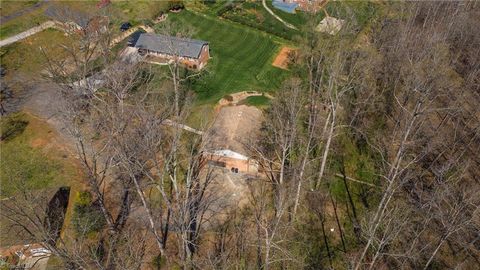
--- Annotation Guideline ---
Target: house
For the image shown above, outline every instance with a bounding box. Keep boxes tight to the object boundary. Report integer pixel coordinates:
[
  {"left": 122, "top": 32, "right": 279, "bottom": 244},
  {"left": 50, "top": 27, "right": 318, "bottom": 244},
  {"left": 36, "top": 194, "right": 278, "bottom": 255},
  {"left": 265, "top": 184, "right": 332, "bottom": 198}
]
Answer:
[
  {"left": 134, "top": 33, "right": 210, "bottom": 70},
  {"left": 0, "top": 243, "right": 51, "bottom": 269},
  {"left": 45, "top": 5, "right": 108, "bottom": 36},
  {"left": 204, "top": 105, "right": 263, "bottom": 175},
  {"left": 205, "top": 150, "right": 259, "bottom": 174}
]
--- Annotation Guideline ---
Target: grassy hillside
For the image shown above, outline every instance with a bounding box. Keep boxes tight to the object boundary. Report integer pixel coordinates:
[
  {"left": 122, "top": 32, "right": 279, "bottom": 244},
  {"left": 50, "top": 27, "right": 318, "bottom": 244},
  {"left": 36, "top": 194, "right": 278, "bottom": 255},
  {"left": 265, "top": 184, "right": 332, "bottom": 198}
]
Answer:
[
  {"left": 165, "top": 10, "right": 289, "bottom": 103},
  {"left": 0, "top": 7, "right": 47, "bottom": 40},
  {"left": 0, "top": 1, "right": 39, "bottom": 17},
  {"left": 0, "top": 113, "right": 83, "bottom": 245},
  {"left": 220, "top": 1, "right": 300, "bottom": 40},
  {"left": 0, "top": 29, "right": 72, "bottom": 75}
]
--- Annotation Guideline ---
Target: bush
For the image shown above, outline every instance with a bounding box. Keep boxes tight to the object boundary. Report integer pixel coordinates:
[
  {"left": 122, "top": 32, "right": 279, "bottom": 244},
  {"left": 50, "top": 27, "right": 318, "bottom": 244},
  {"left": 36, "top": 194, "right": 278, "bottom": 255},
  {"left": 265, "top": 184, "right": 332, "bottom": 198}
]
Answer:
[
  {"left": 168, "top": 0, "right": 185, "bottom": 10},
  {"left": 151, "top": 254, "right": 167, "bottom": 269},
  {"left": 0, "top": 112, "right": 28, "bottom": 141},
  {"left": 202, "top": 0, "right": 216, "bottom": 6},
  {"left": 216, "top": 3, "right": 235, "bottom": 16},
  {"left": 224, "top": 94, "right": 234, "bottom": 102},
  {"left": 72, "top": 191, "right": 106, "bottom": 236}
]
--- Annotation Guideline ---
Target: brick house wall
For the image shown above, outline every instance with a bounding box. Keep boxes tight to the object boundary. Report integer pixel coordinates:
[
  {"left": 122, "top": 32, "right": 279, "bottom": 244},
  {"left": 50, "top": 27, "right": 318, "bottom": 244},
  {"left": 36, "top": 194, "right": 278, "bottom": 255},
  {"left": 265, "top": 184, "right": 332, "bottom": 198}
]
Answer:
[
  {"left": 205, "top": 152, "right": 259, "bottom": 174},
  {"left": 139, "top": 44, "right": 210, "bottom": 70},
  {"left": 180, "top": 44, "right": 210, "bottom": 70}
]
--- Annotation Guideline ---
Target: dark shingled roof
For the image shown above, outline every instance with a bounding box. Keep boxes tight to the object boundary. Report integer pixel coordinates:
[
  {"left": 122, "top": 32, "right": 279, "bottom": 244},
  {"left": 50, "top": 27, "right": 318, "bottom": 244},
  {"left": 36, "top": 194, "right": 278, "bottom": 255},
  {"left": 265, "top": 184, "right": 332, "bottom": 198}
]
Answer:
[{"left": 134, "top": 33, "right": 208, "bottom": 59}]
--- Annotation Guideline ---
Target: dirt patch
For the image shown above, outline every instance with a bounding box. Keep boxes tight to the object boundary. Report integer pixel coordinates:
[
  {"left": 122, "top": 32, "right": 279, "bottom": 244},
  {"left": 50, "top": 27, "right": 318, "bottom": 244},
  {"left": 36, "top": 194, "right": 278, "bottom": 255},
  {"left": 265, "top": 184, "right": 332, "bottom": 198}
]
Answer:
[
  {"left": 316, "top": 16, "right": 345, "bottom": 35},
  {"left": 216, "top": 91, "right": 273, "bottom": 112},
  {"left": 207, "top": 105, "right": 263, "bottom": 156},
  {"left": 30, "top": 137, "right": 48, "bottom": 148},
  {"left": 272, "top": 47, "right": 296, "bottom": 70}
]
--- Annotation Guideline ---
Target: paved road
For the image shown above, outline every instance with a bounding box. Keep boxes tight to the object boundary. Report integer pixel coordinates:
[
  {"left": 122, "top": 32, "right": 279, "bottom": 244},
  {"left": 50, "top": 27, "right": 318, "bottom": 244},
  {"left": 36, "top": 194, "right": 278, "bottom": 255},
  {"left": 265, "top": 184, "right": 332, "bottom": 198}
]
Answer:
[
  {"left": 262, "top": 0, "right": 298, "bottom": 30},
  {"left": 0, "top": 21, "right": 57, "bottom": 47},
  {"left": 0, "top": 22, "right": 154, "bottom": 48},
  {"left": 0, "top": 0, "right": 49, "bottom": 24}
]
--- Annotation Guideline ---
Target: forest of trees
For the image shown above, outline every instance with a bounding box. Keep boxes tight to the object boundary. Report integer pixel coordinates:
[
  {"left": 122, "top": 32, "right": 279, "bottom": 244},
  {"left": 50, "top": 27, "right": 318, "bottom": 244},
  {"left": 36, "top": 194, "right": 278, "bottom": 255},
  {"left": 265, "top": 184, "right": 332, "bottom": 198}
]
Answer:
[{"left": 1, "top": 1, "right": 479, "bottom": 269}]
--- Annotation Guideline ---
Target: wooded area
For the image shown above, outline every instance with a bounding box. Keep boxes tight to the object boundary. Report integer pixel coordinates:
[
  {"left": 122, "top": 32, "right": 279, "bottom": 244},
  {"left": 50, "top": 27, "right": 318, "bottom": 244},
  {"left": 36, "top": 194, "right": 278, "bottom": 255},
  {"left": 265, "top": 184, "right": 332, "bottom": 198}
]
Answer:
[{"left": 1, "top": 1, "right": 479, "bottom": 269}]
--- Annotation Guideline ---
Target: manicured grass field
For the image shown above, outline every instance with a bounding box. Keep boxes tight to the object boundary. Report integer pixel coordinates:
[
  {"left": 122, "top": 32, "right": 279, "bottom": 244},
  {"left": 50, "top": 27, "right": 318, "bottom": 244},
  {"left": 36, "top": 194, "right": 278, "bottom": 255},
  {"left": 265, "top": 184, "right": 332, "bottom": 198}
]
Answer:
[
  {"left": 165, "top": 10, "right": 289, "bottom": 103},
  {"left": 0, "top": 113, "right": 81, "bottom": 197}
]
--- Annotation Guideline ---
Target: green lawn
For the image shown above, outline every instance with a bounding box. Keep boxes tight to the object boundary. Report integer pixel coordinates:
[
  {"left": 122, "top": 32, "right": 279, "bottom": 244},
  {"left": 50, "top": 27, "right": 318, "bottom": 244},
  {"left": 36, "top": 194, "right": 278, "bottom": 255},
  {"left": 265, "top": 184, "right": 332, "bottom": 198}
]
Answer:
[
  {"left": 0, "top": 113, "right": 83, "bottom": 245},
  {"left": 196, "top": 0, "right": 233, "bottom": 15},
  {"left": 0, "top": 113, "right": 79, "bottom": 197},
  {"left": 0, "top": 29, "right": 72, "bottom": 74},
  {"left": 239, "top": 95, "right": 271, "bottom": 107},
  {"left": 165, "top": 10, "right": 289, "bottom": 104},
  {"left": 0, "top": 7, "right": 47, "bottom": 40},
  {"left": 265, "top": 0, "right": 309, "bottom": 29},
  {"left": 0, "top": 0, "right": 39, "bottom": 17},
  {"left": 220, "top": 1, "right": 300, "bottom": 40}
]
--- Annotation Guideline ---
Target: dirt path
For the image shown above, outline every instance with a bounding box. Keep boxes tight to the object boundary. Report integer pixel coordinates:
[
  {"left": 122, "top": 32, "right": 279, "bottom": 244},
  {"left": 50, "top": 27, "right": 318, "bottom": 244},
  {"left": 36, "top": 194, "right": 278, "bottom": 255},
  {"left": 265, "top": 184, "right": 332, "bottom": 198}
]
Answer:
[
  {"left": 262, "top": 0, "right": 298, "bottom": 30},
  {"left": 272, "top": 46, "right": 296, "bottom": 69}
]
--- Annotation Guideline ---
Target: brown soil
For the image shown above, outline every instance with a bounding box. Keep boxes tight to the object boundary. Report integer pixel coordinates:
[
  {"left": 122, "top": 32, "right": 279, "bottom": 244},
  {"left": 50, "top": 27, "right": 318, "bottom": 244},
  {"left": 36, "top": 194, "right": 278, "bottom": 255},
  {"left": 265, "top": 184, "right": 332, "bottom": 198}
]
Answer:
[
  {"left": 272, "top": 47, "right": 296, "bottom": 70},
  {"left": 215, "top": 91, "right": 274, "bottom": 113},
  {"left": 207, "top": 105, "right": 263, "bottom": 155},
  {"left": 30, "top": 137, "right": 48, "bottom": 148}
]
